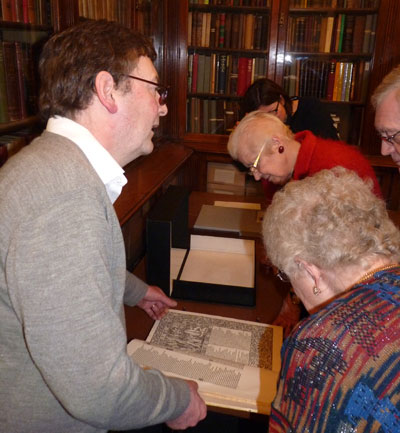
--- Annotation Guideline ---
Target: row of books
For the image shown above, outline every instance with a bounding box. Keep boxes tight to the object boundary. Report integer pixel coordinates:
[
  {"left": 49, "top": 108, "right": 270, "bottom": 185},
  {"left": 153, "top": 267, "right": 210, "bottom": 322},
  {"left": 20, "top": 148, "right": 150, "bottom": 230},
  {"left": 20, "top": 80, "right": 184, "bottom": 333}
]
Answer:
[
  {"left": 283, "top": 59, "right": 371, "bottom": 102},
  {"left": 289, "top": 0, "right": 379, "bottom": 7},
  {"left": 188, "top": 11, "right": 269, "bottom": 51},
  {"left": 187, "top": 98, "right": 240, "bottom": 134},
  {"left": 286, "top": 13, "right": 377, "bottom": 54},
  {"left": 78, "top": 0, "right": 134, "bottom": 27},
  {"left": 188, "top": 53, "right": 267, "bottom": 96},
  {"left": 189, "top": 1, "right": 271, "bottom": 5},
  {"left": 0, "top": 40, "right": 38, "bottom": 123},
  {"left": 0, "top": 0, "right": 51, "bottom": 25}
]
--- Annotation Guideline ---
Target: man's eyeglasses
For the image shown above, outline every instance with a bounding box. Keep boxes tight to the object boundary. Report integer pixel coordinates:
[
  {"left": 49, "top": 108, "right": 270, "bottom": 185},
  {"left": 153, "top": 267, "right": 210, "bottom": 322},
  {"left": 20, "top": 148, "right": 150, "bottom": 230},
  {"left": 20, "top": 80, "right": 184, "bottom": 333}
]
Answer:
[
  {"left": 377, "top": 130, "right": 400, "bottom": 146},
  {"left": 248, "top": 142, "right": 266, "bottom": 175},
  {"left": 124, "top": 75, "right": 169, "bottom": 105}
]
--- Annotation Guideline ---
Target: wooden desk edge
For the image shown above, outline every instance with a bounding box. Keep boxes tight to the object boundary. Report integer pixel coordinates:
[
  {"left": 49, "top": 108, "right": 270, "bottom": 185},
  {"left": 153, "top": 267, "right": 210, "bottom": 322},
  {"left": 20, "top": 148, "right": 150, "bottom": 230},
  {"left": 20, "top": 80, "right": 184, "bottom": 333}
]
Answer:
[{"left": 114, "top": 142, "right": 193, "bottom": 225}]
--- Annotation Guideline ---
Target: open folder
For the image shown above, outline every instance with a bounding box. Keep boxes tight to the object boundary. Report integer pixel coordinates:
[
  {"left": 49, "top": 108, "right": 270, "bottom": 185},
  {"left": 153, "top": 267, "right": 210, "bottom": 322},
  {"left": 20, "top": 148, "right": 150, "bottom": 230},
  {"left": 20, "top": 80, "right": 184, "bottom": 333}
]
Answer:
[{"left": 193, "top": 204, "right": 262, "bottom": 237}]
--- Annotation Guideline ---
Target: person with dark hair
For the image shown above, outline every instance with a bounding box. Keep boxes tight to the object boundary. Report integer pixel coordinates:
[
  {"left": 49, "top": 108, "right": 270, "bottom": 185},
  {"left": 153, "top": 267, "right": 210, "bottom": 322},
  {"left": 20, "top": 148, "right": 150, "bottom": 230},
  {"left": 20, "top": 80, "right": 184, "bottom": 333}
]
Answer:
[
  {"left": 263, "top": 167, "right": 400, "bottom": 432},
  {"left": 240, "top": 78, "right": 339, "bottom": 140},
  {"left": 0, "top": 20, "right": 206, "bottom": 432}
]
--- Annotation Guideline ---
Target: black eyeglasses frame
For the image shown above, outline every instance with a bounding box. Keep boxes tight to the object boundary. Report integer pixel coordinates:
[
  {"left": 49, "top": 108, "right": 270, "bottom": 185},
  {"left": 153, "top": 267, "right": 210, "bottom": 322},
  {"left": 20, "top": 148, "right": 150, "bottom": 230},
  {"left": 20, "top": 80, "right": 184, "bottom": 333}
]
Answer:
[{"left": 124, "top": 74, "right": 169, "bottom": 105}]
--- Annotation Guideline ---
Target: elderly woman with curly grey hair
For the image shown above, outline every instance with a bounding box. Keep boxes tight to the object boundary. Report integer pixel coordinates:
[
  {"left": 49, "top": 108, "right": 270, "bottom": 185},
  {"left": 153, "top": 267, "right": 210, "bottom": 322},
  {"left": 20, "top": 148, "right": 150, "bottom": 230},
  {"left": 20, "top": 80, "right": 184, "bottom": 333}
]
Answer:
[{"left": 263, "top": 167, "right": 400, "bottom": 433}]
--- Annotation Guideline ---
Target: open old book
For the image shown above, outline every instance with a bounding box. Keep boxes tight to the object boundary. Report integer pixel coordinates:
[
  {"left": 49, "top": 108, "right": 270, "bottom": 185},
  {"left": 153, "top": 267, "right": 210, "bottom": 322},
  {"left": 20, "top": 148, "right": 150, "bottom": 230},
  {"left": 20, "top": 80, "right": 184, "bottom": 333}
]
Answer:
[{"left": 127, "top": 310, "right": 283, "bottom": 415}]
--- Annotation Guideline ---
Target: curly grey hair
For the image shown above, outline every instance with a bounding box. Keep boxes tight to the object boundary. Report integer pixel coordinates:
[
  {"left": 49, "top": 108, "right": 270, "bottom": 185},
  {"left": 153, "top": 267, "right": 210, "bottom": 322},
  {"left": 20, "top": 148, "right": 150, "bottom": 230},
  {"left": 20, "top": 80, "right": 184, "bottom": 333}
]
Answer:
[{"left": 263, "top": 167, "right": 400, "bottom": 279}]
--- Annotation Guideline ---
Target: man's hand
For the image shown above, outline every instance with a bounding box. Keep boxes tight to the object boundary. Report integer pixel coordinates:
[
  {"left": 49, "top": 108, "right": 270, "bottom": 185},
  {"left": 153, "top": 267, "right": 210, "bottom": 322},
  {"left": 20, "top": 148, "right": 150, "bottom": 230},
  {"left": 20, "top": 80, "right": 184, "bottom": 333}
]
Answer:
[
  {"left": 137, "top": 285, "right": 177, "bottom": 321},
  {"left": 166, "top": 380, "right": 207, "bottom": 430}
]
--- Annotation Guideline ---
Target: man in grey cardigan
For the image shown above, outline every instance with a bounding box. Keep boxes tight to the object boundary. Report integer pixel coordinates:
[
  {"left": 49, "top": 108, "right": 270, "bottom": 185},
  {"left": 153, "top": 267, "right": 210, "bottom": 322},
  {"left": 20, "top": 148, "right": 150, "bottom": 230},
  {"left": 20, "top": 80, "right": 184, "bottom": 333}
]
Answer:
[{"left": 0, "top": 20, "right": 206, "bottom": 432}]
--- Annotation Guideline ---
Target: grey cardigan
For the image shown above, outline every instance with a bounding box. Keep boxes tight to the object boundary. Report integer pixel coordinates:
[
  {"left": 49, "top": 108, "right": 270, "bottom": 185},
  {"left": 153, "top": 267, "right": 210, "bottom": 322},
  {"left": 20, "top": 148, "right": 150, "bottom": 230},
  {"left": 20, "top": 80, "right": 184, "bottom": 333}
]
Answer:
[{"left": 0, "top": 132, "right": 189, "bottom": 432}]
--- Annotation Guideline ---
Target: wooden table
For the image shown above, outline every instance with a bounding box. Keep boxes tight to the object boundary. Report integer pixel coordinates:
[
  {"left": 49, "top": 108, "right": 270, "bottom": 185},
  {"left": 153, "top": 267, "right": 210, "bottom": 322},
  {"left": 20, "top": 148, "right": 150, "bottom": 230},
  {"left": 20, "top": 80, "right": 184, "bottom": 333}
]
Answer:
[{"left": 124, "top": 191, "right": 289, "bottom": 343}]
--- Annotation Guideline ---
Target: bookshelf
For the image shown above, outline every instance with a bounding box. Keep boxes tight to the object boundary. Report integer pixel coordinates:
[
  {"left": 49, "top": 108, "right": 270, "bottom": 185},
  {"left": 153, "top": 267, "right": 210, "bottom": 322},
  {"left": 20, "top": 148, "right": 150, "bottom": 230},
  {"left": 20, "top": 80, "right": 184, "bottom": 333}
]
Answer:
[
  {"left": 0, "top": 0, "right": 168, "bottom": 167},
  {"left": 281, "top": 0, "right": 379, "bottom": 145},
  {"left": 186, "top": 1, "right": 272, "bottom": 136},
  {"left": 179, "top": 0, "right": 381, "bottom": 146},
  {"left": 0, "top": 1, "right": 53, "bottom": 166},
  {"left": 160, "top": 0, "right": 400, "bottom": 205},
  {"left": 1, "top": 0, "right": 399, "bottom": 204}
]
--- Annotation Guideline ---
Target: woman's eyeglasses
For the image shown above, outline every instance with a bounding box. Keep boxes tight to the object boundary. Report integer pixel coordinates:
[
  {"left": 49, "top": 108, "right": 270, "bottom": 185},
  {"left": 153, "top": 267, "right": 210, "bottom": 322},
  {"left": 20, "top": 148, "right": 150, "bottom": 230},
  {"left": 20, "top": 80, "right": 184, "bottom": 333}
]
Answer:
[
  {"left": 124, "top": 75, "right": 169, "bottom": 105},
  {"left": 248, "top": 142, "right": 266, "bottom": 175},
  {"left": 276, "top": 270, "right": 290, "bottom": 283}
]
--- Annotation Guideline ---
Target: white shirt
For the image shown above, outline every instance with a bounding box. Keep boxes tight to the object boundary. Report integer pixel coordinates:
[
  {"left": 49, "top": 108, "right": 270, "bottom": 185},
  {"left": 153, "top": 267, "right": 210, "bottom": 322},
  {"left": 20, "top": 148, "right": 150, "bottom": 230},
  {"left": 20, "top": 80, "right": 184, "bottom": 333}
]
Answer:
[{"left": 46, "top": 116, "right": 127, "bottom": 203}]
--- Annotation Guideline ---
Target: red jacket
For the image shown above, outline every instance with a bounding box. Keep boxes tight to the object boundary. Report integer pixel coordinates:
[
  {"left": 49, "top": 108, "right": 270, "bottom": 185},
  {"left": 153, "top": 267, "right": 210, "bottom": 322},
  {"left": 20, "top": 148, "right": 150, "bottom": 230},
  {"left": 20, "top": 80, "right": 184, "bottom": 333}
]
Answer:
[{"left": 262, "top": 131, "right": 382, "bottom": 202}]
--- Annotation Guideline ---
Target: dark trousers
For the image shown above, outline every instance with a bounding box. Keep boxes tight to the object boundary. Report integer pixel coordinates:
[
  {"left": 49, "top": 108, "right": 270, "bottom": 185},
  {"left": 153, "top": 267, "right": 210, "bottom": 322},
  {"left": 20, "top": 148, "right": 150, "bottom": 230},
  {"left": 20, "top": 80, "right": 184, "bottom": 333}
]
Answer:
[{"left": 109, "top": 411, "right": 268, "bottom": 432}]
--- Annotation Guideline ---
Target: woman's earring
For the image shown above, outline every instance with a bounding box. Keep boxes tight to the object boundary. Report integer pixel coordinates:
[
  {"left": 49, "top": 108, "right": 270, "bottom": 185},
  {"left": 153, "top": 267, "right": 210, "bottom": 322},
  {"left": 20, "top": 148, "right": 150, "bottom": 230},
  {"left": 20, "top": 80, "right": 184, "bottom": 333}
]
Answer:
[
  {"left": 313, "top": 286, "right": 321, "bottom": 296},
  {"left": 278, "top": 146, "right": 284, "bottom": 154}
]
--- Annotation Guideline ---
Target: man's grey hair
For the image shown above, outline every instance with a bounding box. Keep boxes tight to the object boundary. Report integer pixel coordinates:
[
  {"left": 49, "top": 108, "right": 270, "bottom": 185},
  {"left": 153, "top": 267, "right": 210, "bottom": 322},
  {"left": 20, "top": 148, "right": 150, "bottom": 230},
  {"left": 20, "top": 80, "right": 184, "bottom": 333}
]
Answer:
[{"left": 371, "top": 64, "right": 400, "bottom": 109}]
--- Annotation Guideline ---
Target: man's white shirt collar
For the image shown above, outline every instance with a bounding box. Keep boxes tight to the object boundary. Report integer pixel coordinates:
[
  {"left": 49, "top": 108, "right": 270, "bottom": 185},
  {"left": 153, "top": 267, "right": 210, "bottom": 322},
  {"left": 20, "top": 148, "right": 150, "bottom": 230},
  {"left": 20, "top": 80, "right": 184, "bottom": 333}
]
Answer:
[{"left": 46, "top": 116, "right": 127, "bottom": 203}]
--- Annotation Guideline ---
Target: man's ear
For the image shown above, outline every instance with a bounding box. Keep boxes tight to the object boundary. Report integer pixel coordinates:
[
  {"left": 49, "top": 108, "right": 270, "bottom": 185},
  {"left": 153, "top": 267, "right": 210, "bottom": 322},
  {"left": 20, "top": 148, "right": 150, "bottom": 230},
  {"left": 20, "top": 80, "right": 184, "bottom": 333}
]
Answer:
[
  {"left": 295, "top": 258, "right": 322, "bottom": 287},
  {"left": 94, "top": 71, "right": 118, "bottom": 114}
]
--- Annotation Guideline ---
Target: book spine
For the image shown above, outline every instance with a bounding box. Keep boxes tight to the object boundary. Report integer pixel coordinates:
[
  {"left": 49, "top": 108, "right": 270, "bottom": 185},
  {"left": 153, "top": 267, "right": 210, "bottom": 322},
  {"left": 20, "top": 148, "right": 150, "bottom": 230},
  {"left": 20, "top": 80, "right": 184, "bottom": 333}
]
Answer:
[
  {"left": 188, "top": 11, "right": 193, "bottom": 46},
  {"left": 218, "top": 13, "right": 226, "bottom": 48},
  {"left": 0, "top": 44, "right": 10, "bottom": 122},
  {"left": 1, "top": 0, "right": 13, "bottom": 21},
  {"left": 217, "top": 54, "right": 227, "bottom": 94},
  {"left": 2, "top": 41, "right": 22, "bottom": 121},
  {"left": 197, "top": 54, "right": 205, "bottom": 93},
  {"left": 224, "top": 13, "right": 232, "bottom": 48},
  {"left": 14, "top": 41, "right": 27, "bottom": 118},
  {"left": 237, "top": 57, "right": 248, "bottom": 96},
  {"left": 204, "top": 54, "right": 211, "bottom": 93},
  {"left": 244, "top": 14, "right": 254, "bottom": 49},
  {"left": 209, "top": 12, "right": 217, "bottom": 48},
  {"left": 187, "top": 53, "right": 193, "bottom": 93},
  {"left": 362, "top": 14, "right": 373, "bottom": 54},
  {"left": 205, "top": 12, "right": 211, "bottom": 47},
  {"left": 326, "top": 59, "right": 337, "bottom": 100},
  {"left": 191, "top": 52, "right": 199, "bottom": 93}
]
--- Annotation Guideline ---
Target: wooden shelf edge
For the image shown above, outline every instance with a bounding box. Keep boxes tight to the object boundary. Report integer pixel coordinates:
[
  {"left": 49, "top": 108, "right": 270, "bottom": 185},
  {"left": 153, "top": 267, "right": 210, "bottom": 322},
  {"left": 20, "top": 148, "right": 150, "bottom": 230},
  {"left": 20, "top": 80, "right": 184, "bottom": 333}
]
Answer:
[
  {"left": 366, "top": 154, "right": 399, "bottom": 169},
  {"left": 114, "top": 142, "right": 193, "bottom": 225},
  {"left": 0, "top": 116, "right": 43, "bottom": 134}
]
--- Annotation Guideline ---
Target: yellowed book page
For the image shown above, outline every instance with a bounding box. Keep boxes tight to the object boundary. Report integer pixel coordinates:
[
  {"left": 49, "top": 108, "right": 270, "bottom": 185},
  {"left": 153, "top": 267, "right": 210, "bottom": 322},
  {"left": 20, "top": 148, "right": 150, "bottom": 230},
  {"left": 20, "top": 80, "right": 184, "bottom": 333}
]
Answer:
[{"left": 128, "top": 309, "right": 283, "bottom": 414}]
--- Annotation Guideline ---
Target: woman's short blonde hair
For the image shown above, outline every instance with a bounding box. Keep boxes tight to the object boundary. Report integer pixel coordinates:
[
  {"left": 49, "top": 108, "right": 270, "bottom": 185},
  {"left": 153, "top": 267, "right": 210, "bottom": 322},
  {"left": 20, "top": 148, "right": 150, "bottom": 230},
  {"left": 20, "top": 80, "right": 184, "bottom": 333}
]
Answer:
[
  {"left": 263, "top": 167, "right": 400, "bottom": 278},
  {"left": 227, "top": 110, "right": 293, "bottom": 160}
]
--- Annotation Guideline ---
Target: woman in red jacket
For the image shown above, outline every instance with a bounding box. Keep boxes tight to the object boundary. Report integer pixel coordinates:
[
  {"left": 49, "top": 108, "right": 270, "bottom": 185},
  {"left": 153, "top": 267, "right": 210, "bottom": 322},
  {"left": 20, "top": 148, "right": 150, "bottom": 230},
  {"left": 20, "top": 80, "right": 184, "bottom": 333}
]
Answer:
[
  {"left": 228, "top": 110, "right": 382, "bottom": 336},
  {"left": 228, "top": 110, "right": 381, "bottom": 204}
]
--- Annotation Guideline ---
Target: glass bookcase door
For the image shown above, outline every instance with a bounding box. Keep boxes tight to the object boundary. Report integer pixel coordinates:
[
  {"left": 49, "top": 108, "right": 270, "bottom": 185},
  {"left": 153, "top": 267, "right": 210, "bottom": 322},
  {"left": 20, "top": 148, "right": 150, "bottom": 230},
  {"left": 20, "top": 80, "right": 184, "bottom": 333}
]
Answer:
[
  {"left": 281, "top": 0, "right": 379, "bottom": 145},
  {"left": 186, "top": 0, "right": 272, "bottom": 136}
]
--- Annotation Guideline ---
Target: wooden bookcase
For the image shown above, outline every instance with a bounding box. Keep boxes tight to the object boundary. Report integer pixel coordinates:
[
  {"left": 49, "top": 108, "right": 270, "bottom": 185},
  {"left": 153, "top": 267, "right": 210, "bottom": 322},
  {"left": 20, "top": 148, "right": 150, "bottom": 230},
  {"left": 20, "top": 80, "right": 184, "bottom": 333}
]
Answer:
[
  {"left": 1, "top": 0, "right": 399, "bottom": 206},
  {"left": 281, "top": 1, "right": 379, "bottom": 145},
  {"left": 0, "top": 0, "right": 79, "bottom": 166},
  {"left": 162, "top": 0, "right": 400, "bottom": 207},
  {"left": 186, "top": 1, "right": 272, "bottom": 135},
  {"left": 0, "top": 0, "right": 167, "bottom": 165}
]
